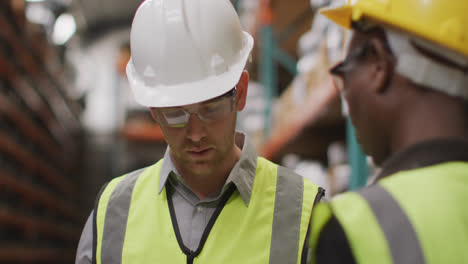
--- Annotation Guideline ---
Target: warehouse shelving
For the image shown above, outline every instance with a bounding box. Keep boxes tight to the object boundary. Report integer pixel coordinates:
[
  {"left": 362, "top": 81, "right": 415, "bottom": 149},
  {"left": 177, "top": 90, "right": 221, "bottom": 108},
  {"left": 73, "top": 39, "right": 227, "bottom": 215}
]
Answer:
[
  {"left": 246, "top": 0, "right": 369, "bottom": 191},
  {"left": 260, "top": 77, "right": 341, "bottom": 160},
  {"left": 0, "top": 1, "right": 84, "bottom": 263},
  {"left": 244, "top": 0, "right": 344, "bottom": 163},
  {"left": 122, "top": 119, "right": 165, "bottom": 142}
]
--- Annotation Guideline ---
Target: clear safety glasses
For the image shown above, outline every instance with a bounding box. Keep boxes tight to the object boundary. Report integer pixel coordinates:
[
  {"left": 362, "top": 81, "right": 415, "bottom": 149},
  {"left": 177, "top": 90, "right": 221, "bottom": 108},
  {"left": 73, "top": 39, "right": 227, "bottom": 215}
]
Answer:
[{"left": 153, "top": 87, "right": 237, "bottom": 128}]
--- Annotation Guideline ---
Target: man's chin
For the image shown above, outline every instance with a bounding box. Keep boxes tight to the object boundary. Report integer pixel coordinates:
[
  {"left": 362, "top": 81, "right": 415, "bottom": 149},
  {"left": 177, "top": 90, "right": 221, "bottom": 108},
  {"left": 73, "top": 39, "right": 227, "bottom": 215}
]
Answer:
[
  {"left": 190, "top": 169, "right": 215, "bottom": 179},
  {"left": 184, "top": 160, "right": 214, "bottom": 176}
]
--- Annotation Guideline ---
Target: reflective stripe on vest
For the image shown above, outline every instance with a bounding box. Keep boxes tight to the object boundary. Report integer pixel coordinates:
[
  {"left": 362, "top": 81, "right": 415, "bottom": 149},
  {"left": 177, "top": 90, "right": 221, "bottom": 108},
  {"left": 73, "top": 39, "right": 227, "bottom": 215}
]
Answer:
[
  {"left": 309, "top": 186, "right": 425, "bottom": 264},
  {"left": 358, "top": 185, "right": 425, "bottom": 264},
  {"left": 311, "top": 162, "right": 468, "bottom": 264},
  {"left": 270, "top": 166, "right": 305, "bottom": 264},
  {"left": 101, "top": 168, "right": 144, "bottom": 264},
  {"left": 95, "top": 158, "right": 319, "bottom": 264}
]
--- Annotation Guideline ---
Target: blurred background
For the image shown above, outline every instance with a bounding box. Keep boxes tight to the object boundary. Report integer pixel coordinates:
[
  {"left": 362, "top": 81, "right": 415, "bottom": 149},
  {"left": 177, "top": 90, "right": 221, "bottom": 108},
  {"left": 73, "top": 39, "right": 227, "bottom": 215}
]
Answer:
[{"left": 0, "top": 0, "right": 375, "bottom": 262}]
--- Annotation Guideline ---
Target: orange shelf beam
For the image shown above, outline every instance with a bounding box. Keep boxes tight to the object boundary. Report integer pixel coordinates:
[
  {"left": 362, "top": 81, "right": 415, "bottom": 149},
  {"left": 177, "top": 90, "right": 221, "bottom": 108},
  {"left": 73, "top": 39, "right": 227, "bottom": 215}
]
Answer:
[
  {"left": 260, "top": 77, "right": 339, "bottom": 160},
  {"left": 122, "top": 121, "right": 166, "bottom": 142}
]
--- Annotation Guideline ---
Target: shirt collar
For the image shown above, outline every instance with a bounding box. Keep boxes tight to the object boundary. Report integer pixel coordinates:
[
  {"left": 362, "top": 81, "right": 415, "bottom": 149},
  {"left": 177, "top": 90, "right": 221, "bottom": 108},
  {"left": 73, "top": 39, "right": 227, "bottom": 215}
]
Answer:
[
  {"left": 374, "top": 138, "right": 468, "bottom": 182},
  {"left": 158, "top": 131, "right": 257, "bottom": 206}
]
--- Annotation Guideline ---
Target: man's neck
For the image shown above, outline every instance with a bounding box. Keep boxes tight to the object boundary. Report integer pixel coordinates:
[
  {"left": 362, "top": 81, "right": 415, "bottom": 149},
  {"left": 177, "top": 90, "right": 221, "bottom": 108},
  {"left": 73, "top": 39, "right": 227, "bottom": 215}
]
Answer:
[{"left": 391, "top": 95, "right": 468, "bottom": 155}]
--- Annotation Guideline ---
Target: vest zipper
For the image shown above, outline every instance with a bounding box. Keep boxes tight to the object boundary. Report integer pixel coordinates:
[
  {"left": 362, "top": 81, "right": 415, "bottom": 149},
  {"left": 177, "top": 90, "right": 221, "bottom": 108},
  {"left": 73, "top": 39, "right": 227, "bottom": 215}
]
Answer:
[
  {"left": 187, "top": 251, "right": 196, "bottom": 264},
  {"left": 167, "top": 184, "right": 236, "bottom": 263}
]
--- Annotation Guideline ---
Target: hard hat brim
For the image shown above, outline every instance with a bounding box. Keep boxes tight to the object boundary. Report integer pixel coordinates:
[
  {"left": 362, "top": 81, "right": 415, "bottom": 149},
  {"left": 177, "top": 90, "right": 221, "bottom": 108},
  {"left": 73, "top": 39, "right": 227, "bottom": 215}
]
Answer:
[
  {"left": 126, "top": 31, "right": 254, "bottom": 108},
  {"left": 319, "top": 1, "right": 468, "bottom": 58},
  {"left": 320, "top": 6, "right": 353, "bottom": 30}
]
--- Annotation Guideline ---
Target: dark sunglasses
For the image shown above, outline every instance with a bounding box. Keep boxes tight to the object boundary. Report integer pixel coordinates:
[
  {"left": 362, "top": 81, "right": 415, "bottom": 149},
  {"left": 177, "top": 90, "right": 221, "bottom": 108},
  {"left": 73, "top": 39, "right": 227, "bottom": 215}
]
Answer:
[
  {"left": 329, "top": 42, "right": 372, "bottom": 91},
  {"left": 330, "top": 42, "right": 372, "bottom": 76}
]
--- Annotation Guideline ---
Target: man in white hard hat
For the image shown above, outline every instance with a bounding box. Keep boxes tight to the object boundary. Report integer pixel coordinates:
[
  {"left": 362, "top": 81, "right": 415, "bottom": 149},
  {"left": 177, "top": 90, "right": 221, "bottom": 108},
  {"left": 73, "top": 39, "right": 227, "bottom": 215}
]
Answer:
[
  {"left": 307, "top": 0, "right": 468, "bottom": 263},
  {"left": 76, "top": 0, "right": 325, "bottom": 263}
]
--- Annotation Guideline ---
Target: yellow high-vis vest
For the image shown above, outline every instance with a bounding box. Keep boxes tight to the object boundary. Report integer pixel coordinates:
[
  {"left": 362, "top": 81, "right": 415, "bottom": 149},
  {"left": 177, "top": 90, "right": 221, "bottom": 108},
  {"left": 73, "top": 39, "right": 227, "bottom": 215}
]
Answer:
[
  {"left": 310, "top": 161, "right": 468, "bottom": 264},
  {"left": 95, "top": 157, "right": 322, "bottom": 264}
]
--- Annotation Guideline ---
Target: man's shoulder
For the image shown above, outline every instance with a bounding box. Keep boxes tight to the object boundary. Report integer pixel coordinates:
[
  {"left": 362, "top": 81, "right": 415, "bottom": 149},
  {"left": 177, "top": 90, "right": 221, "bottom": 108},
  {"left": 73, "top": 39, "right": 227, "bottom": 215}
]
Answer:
[
  {"left": 257, "top": 157, "right": 324, "bottom": 195},
  {"left": 110, "top": 166, "right": 151, "bottom": 186},
  {"left": 101, "top": 161, "right": 163, "bottom": 196},
  {"left": 277, "top": 163, "right": 323, "bottom": 189},
  {"left": 256, "top": 158, "right": 296, "bottom": 176}
]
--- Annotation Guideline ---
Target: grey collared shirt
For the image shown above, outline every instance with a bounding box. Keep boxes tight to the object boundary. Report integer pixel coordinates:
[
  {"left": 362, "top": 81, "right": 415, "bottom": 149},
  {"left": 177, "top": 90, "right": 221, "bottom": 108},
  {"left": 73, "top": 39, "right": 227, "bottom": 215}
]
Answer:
[{"left": 75, "top": 132, "right": 257, "bottom": 264}]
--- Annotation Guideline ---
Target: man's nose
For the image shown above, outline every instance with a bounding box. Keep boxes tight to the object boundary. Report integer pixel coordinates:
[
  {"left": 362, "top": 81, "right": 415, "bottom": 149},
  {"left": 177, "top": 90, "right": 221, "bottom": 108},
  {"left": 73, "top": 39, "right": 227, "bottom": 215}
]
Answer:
[{"left": 185, "top": 113, "right": 206, "bottom": 142}]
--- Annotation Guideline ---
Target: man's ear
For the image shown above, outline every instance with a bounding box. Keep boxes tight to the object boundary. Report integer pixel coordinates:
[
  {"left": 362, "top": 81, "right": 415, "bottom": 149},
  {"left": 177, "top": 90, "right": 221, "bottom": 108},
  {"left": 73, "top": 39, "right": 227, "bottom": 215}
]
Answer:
[
  {"left": 236, "top": 70, "right": 249, "bottom": 111},
  {"left": 368, "top": 36, "right": 395, "bottom": 94}
]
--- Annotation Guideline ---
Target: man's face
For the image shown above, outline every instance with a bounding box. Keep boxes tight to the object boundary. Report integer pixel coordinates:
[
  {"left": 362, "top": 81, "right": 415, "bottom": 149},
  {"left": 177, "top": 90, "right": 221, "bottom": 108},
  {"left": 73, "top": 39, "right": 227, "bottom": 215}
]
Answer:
[
  {"left": 151, "top": 72, "right": 249, "bottom": 178},
  {"left": 158, "top": 103, "right": 238, "bottom": 178},
  {"left": 331, "top": 32, "right": 390, "bottom": 164}
]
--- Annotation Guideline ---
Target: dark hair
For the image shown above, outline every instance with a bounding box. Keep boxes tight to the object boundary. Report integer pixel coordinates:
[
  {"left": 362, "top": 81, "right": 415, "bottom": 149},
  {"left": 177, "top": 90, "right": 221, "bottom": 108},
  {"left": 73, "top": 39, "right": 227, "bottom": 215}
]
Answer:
[{"left": 351, "top": 21, "right": 393, "bottom": 54}]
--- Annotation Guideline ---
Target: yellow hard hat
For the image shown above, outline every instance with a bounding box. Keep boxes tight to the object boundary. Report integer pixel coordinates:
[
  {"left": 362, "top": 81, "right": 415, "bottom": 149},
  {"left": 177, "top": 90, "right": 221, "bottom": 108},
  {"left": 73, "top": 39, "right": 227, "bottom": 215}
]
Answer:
[{"left": 320, "top": 0, "right": 468, "bottom": 58}]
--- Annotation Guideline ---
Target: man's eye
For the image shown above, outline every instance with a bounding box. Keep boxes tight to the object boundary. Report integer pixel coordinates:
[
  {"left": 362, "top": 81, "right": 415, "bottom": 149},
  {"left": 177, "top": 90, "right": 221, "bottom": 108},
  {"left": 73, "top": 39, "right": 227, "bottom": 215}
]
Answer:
[
  {"left": 206, "top": 106, "right": 219, "bottom": 112},
  {"left": 163, "top": 110, "right": 185, "bottom": 118},
  {"left": 202, "top": 104, "right": 222, "bottom": 114}
]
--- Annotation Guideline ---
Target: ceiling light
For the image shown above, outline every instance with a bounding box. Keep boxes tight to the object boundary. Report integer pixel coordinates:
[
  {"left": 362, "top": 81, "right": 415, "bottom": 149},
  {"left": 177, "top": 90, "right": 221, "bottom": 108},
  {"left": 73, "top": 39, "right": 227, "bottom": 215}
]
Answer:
[
  {"left": 52, "top": 13, "right": 76, "bottom": 45},
  {"left": 25, "top": 3, "right": 54, "bottom": 25}
]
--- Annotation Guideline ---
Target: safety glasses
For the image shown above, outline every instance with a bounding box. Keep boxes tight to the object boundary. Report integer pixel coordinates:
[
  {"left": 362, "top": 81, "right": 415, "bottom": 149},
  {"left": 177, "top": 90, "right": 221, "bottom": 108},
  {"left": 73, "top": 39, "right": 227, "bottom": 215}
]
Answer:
[
  {"left": 153, "top": 87, "right": 237, "bottom": 128},
  {"left": 329, "top": 42, "right": 371, "bottom": 92}
]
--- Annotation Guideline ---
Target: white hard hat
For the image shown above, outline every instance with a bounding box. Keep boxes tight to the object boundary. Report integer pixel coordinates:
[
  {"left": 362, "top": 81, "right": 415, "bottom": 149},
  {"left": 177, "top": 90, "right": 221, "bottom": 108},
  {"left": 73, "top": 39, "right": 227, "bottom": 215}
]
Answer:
[{"left": 126, "top": 0, "right": 254, "bottom": 107}]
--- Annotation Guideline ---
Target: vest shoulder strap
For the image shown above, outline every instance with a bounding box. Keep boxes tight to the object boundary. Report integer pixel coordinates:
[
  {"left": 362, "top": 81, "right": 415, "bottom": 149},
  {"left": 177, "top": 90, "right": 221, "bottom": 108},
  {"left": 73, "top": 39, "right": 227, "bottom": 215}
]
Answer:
[
  {"left": 93, "top": 164, "right": 156, "bottom": 264},
  {"left": 267, "top": 160, "right": 322, "bottom": 264},
  {"left": 358, "top": 185, "right": 425, "bottom": 264},
  {"left": 328, "top": 184, "right": 426, "bottom": 264}
]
